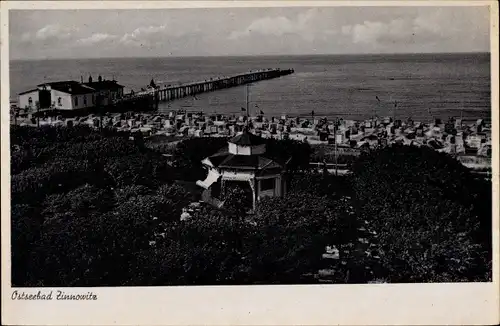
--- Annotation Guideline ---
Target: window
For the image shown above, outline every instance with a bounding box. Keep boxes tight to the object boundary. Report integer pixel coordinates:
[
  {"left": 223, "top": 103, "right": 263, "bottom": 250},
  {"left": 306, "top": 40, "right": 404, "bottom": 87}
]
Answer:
[
  {"left": 75, "top": 96, "right": 79, "bottom": 106},
  {"left": 92, "top": 94, "right": 95, "bottom": 104},
  {"left": 57, "top": 97, "right": 62, "bottom": 106},
  {"left": 83, "top": 95, "right": 87, "bottom": 105},
  {"left": 28, "top": 97, "right": 33, "bottom": 106},
  {"left": 260, "top": 178, "right": 275, "bottom": 191}
]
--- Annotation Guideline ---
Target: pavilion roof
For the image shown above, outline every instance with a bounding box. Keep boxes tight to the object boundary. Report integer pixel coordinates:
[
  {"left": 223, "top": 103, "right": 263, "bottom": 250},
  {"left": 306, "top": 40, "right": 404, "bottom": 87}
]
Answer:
[
  {"left": 229, "top": 128, "right": 266, "bottom": 146},
  {"left": 207, "top": 149, "right": 283, "bottom": 171}
]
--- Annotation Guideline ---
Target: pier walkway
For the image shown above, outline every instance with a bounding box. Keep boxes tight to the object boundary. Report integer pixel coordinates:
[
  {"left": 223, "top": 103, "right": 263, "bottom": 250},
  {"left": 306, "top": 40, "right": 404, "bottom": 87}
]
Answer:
[{"left": 115, "top": 68, "right": 294, "bottom": 108}]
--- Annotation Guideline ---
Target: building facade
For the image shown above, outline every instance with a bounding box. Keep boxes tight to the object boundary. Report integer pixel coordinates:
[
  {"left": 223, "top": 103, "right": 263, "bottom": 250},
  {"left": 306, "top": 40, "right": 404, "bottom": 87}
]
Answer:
[
  {"left": 18, "top": 76, "right": 124, "bottom": 112},
  {"left": 83, "top": 76, "right": 125, "bottom": 106}
]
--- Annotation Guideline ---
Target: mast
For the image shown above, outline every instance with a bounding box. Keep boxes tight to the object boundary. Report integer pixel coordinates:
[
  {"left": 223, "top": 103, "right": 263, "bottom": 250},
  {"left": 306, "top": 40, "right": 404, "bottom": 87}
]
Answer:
[
  {"left": 333, "top": 117, "right": 338, "bottom": 176},
  {"left": 460, "top": 96, "right": 464, "bottom": 121},
  {"left": 246, "top": 83, "right": 250, "bottom": 118},
  {"left": 393, "top": 99, "right": 397, "bottom": 123}
]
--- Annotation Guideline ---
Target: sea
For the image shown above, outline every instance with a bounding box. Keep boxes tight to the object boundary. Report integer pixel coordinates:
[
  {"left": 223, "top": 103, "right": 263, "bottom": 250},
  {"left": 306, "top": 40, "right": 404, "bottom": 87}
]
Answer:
[{"left": 10, "top": 53, "right": 491, "bottom": 121}]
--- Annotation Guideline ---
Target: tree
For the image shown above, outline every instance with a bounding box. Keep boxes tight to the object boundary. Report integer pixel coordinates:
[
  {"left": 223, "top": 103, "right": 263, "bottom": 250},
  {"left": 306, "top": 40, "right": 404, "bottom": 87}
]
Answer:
[
  {"left": 104, "top": 154, "right": 162, "bottom": 188},
  {"left": 265, "top": 137, "right": 311, "bottom": 171},
  {"left": 155, "top": 183, "right": 193, "bottom": 222},
  {"left": 222, "top": 183, "right": 253, "bottom": 217},
  {"left": 11, "top": 158, "right": 93, "bottom": 205},
  {"left": 22, "top": 183, "right": 193, "bottom": 286},
  {"left": 248, "top": 193, "right": 346, "bottom": 283},
  {"left": 288, "top": 171, "right": 352, "bottom": 198},
  {"left": 11, "top": 204, "right": 43, "bottom": 286},
  {"left": 137, "top": 209, "right": 249, "bottom": 285},
  {"left": 172, "top": 137, "right": 229, "bottom": 181},
  {"left": 10, "top": 125, "right": 193, "bottom": 286},
  {"left": 351, "top": 144, "right": 491, "bottom": 282}
]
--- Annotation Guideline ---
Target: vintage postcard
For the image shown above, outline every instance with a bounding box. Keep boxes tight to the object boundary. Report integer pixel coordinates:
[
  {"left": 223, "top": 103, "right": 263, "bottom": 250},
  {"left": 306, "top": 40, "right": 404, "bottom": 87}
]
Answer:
[{"left": 1, "top": 1, "right": 499, "bottom": 325}]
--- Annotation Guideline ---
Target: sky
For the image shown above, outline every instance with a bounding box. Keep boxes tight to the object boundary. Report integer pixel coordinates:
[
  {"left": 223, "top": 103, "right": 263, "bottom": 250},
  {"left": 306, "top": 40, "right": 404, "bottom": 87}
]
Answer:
[{"left": 9, "top": 6, "right": 490, "bottom": 60}]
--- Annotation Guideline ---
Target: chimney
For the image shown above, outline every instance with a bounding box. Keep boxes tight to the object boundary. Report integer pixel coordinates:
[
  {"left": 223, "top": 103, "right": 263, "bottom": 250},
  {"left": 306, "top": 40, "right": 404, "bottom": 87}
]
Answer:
[
  {"left": 98, "top": 75, "right": 102, "bottom": 82},
  {"left": 81, "top": 76, "right": 83, "bottom": 83},
  {"left": 89, "top": 75, "right": 93, "bottom": 83}
]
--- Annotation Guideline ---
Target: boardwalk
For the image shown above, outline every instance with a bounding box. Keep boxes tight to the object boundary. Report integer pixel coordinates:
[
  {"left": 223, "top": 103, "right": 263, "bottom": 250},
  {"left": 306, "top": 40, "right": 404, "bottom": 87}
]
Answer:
[{"left": 115, "top": 68, "right": 294, "bottom": 108}]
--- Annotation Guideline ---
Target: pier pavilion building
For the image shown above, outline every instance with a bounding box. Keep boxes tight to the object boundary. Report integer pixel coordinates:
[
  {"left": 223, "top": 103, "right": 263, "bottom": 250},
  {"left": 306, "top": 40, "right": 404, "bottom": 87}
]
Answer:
[
  {"left": 196, "top": 128, "right": 287, "bottom": 211},
  {"left": 18, "top": 76, "right": 124, "bottom": 112}
]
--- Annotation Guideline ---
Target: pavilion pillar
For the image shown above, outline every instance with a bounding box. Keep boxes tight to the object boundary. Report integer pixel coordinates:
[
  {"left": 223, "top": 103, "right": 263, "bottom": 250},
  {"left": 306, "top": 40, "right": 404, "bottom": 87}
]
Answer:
[
  {"left": 248, "top": 178, "right": 256, "bottom": 211},
  {"left": 255, "top": 179, "right": 260, "bottom": 202},
  {"left": 221, "top": 178, "right": 226, "bottom": 199}
]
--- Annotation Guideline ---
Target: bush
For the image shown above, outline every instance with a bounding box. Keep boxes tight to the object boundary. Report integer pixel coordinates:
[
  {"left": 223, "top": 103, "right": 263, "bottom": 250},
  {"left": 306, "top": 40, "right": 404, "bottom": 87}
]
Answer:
[
  {"left": 351, "top": 144, "right": 491, "bottom": 282},
  {"left": 10, "top": 126, "right": 191, "bottom": 286}
]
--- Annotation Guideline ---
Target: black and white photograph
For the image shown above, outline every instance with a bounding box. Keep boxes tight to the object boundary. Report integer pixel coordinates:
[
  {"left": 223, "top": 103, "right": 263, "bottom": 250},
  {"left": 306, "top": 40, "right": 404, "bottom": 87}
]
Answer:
[{"left": 1, "top": 1, "right": 498, "bottom": 324}]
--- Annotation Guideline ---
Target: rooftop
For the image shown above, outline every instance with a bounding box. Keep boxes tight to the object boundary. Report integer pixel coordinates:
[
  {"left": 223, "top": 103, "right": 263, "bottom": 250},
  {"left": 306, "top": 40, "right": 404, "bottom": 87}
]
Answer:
[
  {"left": 37, "top": 80, "right": 79, "bottom": 87},
  {"left": 26, "top": 79, "right": 124, "bottom": 95},
  {"left": 51, "top": 82, "right": 96, "bottom": 95},
  {"left": 208, "top": 148, "right": 283, "bottom": 171},
  {"left": 83, "top": 80, "right": 125, "bottom": 91},
  {"left": 229, "top": 128, "right": 266, "bottom": 146},
  {"left": 19, "top": 88, "right": 39, "bottom": 95}
]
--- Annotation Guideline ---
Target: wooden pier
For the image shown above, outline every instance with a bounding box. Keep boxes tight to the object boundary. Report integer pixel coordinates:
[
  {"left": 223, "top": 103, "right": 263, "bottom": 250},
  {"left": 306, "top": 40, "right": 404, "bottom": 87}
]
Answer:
[{"left": 115, "top": 68, "right": 294, "bottom": 109}]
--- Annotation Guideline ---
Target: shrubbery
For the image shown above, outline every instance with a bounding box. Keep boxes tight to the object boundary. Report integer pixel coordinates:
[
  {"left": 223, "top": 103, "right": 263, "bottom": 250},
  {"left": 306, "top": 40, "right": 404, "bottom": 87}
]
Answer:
[
  {"left": 10, "top": 126, "right": 492, "bottom": 286},
  {"left": 351, "top": 144, "right": 491, "bottom": 282},
  {"left": 10, "top": 126, "right": 190, "bottom": 286}
]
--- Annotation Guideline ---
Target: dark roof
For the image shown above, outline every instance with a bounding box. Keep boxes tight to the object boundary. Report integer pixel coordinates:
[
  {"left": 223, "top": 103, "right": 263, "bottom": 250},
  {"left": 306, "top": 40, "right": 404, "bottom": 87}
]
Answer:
[
  {"left": 19, "top": 88, "right": 38, "bottom": 95},
  {"left": 83, "top": 80, "right": 124, "bottom": 91},
  {"left": 37, "top": 80, "right": 78, "bottom": 87},
  {"left": 208, "top": 149, "right": 283, "bottom": 171},
  {"left": 51, "top": 83, "right": 95, "bottom": 95},
  {"left": 33, "top": 79, "right": 124, "bottom": 94},
  {"left": 229, "top": 129, "right": 266, "bottom": 146},
  {"left": 35, "top": 80, "right": 95, "bottom": 95}
]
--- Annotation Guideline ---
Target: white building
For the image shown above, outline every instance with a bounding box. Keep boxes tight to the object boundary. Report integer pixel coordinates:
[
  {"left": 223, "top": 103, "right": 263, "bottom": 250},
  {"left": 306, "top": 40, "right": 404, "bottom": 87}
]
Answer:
[
  {"left": 18, "top": 76, "right": 124, "bottom": 112},
  {"left": 82, "top": 76, "right": 125, "bottom": 106},
  {"left": 196, "top": 129, "right": 287, "bottom": 210},
  {"left": 19, "top": 81, "right": 94, "bottom": 111}
]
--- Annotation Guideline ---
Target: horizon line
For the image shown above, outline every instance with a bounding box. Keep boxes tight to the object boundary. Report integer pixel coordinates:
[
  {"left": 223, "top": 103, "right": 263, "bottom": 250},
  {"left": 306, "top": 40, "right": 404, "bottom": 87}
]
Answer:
[{"left": 10, "top": 51, "right": 491, "bottom": 62}]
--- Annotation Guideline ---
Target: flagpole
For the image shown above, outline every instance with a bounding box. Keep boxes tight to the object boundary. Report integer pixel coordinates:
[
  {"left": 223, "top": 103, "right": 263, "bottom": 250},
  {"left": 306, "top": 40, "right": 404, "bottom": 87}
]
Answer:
[
  {"left": 393, "top": 100, "right": 397, "bottom": 123},
  {"left": 246, "top": 83, "right": 250, "bottom": 118},
  {"left": 335, "top": 117, "right": 338, "bottom": 176},
  {"left": 460, "top": 97, "right": 463, "bottom": 121}
]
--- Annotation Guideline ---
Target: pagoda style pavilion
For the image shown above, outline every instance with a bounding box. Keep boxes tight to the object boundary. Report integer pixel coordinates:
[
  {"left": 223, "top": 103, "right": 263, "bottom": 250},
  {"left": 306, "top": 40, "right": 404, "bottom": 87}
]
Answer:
[{"left": 196, "top": 129, "right": 287, "bottom": 210}]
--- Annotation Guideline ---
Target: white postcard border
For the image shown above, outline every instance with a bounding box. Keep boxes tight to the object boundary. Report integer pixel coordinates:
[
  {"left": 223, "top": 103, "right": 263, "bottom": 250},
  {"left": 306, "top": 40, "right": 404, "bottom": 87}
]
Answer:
[{"left": 1, "top": 1, "right": 499, "bottom": 325}]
